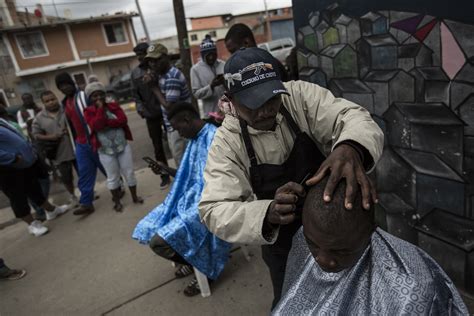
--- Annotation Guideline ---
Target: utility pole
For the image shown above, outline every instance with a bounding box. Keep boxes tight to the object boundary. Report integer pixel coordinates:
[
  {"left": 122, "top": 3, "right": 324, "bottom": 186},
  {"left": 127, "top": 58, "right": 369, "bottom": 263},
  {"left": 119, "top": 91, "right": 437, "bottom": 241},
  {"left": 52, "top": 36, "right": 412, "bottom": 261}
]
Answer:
[
  {"left": 135, "top": 0, "right": 151, "bottom": 41},
  {"left": 52, "top": 0, "right": 60, "bottom": 18},
  {"left": 172, "top": 0, "right": 192, "bottom": 85},
  {"left": 263, "top": 0, "right": 272, "bottom": 41}
]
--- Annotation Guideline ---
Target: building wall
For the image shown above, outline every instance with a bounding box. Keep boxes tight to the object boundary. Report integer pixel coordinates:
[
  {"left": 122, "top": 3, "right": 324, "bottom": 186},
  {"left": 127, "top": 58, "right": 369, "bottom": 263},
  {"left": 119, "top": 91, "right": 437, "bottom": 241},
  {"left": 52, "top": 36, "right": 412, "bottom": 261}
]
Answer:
[
  {"left": 70, "top": 20, "right": 134, "bottom": 57},
  {"left": 271, "top": 19, "right": 295, "bottom": 41},
  {"left": 5, "top": 56, "right": 136, "bottom": 106},
  {"left": 4, "top": 17, "right": 135, "bottom": 73},
  {"left": 293, "top": 0, "right": 474, "bottom": 294},
  {"left": 7, "top": 26, "right": 75, "bottom": 70},
  {"left": 189, "top": 28, "right": 229, "bottom": 46},
  {"left": 190, "top": 16, "right": 224, "bottom": 31}
]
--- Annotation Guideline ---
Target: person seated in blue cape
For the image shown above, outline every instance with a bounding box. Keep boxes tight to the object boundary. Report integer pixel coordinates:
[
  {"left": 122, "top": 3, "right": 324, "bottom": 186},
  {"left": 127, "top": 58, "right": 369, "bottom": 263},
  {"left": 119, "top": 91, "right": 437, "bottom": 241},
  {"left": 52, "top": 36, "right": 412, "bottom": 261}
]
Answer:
[
  {"left": 132, "top": 102, "right": 231, "bottom": 297},
  {"left": 273, "top": 176, "right": 468, "bottom": 315}
]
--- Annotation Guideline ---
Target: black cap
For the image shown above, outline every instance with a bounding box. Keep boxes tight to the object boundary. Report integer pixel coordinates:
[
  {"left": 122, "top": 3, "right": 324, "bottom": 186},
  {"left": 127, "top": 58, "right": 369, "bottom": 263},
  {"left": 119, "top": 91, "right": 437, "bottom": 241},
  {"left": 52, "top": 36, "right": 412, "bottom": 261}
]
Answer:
[
  {"left": 224, "top": 47, "right": 289, "bottom": 110},
  {"left": 133, "top": 42, "right": 149, "bottom": 54}
]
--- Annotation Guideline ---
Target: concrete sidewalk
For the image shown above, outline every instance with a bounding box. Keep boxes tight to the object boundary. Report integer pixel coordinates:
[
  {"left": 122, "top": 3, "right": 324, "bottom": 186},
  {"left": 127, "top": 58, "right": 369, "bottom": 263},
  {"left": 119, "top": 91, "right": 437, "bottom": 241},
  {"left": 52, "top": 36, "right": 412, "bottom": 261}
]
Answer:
[
  {"left": 1, "top": 166, "right": 473, "bottom": 315},
  {"left": 0, "top": 168, "right": 273, "bottom": 315}
]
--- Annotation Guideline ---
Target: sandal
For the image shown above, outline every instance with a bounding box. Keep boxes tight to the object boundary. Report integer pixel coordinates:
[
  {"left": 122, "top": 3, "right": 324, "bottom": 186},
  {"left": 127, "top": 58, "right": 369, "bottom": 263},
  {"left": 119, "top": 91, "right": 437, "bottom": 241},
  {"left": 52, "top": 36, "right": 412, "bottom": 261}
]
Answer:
[
  {"left": 175, "top": 264, "right": 193, "bottom": 278},
  {"left": 183, "top": 277, "right": 201, "bottom": 297}
]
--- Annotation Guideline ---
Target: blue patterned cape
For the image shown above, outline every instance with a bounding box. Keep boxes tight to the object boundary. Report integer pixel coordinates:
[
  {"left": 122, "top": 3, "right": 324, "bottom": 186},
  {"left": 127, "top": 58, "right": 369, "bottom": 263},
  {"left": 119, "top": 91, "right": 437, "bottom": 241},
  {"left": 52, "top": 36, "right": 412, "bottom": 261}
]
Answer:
[
  {"left": 132, "top": 124, "right": 231, "bottom": 280},
  {"left": 273, "top": 228, "right": 468, "bottom": 315}
]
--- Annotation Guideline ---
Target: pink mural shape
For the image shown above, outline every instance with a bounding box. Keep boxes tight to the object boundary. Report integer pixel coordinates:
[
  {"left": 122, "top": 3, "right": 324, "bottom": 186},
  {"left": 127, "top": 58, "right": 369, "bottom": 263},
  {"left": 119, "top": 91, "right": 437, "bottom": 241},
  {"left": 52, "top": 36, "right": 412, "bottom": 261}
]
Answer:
[
  {"left": 391, "top": 14, "right": 424, "bottom": 34},
  {"left": 440, "top": 22, "right": 466, "bottom": 79}
]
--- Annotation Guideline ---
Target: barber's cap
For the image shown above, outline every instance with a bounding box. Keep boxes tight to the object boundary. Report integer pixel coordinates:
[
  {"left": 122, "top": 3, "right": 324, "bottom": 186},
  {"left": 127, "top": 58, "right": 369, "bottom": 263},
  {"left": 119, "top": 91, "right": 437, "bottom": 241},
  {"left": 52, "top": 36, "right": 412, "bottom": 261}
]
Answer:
[
  {"left": 145, "top": 43, "right": 168, "bottom": 59},
  {"left": 224, "top": 47, "right": 288, "bottom": 110}
]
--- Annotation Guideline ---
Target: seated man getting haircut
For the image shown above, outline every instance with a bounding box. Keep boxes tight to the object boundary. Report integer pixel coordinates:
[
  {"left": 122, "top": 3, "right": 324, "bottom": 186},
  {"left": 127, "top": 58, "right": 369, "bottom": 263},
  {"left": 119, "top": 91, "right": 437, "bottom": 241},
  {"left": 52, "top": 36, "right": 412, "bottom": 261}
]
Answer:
[
  {"left": 132, "top": 102, "right": 231, "bottom": 297},
  {"left": 273, "top": 177, "right": 468, "bottom": 315}
]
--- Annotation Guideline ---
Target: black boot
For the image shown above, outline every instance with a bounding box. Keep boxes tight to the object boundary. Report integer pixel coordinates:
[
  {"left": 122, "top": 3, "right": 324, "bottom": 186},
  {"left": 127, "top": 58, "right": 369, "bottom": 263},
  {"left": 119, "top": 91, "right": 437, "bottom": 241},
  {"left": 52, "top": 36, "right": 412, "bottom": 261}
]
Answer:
[
  {"left": 110, "top": 188, "right": 123, "bottom": 212},
  {"left": 129, "top": 185, "right": 144, "bottom": 204}
]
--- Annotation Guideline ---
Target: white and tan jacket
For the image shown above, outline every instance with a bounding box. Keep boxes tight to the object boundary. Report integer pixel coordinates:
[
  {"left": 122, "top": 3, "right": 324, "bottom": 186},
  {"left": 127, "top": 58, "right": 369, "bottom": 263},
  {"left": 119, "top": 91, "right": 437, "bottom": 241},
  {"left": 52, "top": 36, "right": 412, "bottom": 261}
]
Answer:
[{"left": 199, "top": 80, "right": 384, "bottom": 245}]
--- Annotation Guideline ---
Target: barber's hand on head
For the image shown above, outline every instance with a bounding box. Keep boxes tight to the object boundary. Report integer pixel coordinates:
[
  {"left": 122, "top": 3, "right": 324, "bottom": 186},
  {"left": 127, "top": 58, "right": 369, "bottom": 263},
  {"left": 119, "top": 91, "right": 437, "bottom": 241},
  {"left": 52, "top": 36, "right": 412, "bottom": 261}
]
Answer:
[
  {"left": 265, "top": 182, "right": 306, "bottom": 226},
  {"left": 306, "top": 144, "right": 377, "bottom": 211}
]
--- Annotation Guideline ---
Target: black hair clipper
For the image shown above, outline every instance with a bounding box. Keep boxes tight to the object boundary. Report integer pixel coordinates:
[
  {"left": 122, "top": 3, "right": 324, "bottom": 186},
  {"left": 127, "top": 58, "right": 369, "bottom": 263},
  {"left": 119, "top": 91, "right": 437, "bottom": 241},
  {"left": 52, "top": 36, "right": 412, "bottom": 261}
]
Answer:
[{"left": 295, "top": 173, "right": 312, "bottom": 219}]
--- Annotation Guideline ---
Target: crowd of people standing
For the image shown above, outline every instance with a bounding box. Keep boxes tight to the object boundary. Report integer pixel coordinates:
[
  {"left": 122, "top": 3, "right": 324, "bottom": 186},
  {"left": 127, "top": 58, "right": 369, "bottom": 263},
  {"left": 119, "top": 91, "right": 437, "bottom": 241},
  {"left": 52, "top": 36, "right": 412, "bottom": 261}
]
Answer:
[{"left": 1, "top": 23, "right": 469, "bottom": 314}]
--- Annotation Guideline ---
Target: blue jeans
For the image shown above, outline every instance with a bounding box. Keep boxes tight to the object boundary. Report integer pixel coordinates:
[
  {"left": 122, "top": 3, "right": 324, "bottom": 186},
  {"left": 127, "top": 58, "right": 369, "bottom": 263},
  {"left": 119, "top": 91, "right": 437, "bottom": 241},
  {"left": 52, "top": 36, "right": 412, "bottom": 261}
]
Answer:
[{"left": 76, "top": 143, "right": 103, "bottom": 206}]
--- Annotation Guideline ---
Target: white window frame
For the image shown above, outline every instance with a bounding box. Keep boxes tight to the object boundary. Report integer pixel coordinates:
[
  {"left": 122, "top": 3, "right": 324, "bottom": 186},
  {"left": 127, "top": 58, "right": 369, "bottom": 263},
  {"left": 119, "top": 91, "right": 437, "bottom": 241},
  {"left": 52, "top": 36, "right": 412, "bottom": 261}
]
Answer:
[
  {"left": 190, "top": 34, "right": 198, "bottom": 41},
  {"left": 101, "top": 21, "right": 129, "bottom": 47},
  {"left": 14, "top": 31, "right": 49, "bottom": 59},
  {"left": 25, "top": 78, "right": 47, "bottom": 100},
  {"left": 0, "top": 89, "right": 10, "bottom": 107}
]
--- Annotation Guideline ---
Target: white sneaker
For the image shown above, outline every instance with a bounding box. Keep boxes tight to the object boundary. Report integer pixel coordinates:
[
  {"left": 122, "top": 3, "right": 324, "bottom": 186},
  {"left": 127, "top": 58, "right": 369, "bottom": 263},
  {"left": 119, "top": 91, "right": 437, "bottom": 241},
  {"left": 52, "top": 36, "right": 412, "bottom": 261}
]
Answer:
[
  {"left": 46, "top": 204, "right": 69, "bottom": 221},
  {"left": 28, "top": 220, "right": 49, "bottom": 237}
]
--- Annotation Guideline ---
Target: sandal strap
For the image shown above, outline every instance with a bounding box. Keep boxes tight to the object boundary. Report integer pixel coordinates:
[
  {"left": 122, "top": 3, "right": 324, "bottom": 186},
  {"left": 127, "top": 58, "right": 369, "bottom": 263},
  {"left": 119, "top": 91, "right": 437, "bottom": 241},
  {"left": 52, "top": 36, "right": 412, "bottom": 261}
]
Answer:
[
  {"left": 187, "top": 277, "right": 199, "bottom": 288},
  {"left": 176, "top": 265, "right": 193, "bottom": 277}
]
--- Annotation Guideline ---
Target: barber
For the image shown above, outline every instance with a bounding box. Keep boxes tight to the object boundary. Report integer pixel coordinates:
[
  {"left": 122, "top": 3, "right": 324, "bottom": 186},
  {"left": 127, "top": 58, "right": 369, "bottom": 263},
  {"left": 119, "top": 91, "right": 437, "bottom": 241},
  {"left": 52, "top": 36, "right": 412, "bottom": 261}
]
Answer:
[{"left": 198, "top": 47, "right": 384, "bottom": 309}]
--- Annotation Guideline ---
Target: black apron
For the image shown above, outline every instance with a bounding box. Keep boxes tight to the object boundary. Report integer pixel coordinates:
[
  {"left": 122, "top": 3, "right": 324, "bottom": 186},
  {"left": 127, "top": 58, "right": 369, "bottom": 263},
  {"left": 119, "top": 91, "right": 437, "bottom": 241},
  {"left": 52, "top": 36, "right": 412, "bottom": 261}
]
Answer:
[{"left": 239, "top": 106, "right": 326, "bottom": 308}]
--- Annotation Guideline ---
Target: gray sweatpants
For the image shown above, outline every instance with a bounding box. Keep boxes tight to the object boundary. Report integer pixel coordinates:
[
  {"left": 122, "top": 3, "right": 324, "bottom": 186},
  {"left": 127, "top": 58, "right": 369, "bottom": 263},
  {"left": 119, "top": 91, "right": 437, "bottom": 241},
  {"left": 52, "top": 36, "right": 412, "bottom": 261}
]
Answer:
[{"left": 167, "top": 129, "right": 187, "bottom": 167}]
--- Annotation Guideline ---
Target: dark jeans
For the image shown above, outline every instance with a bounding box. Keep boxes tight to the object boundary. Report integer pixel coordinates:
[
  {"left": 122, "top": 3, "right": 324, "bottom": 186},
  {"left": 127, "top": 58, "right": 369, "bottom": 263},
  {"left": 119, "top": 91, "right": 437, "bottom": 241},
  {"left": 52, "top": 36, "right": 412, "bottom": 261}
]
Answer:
[
  {"left": 30, "top": 176, "right": 50, "bottom": 218},
  {"left": 261, "top": 245, "right": 289, "bottom": 310},
  {"left": 0, "top": 160, "right": 47, "bottom": 218},
  {"left": 145, "top": 117, "right": 168, "bottom": 166},
  {"left": 149, "top": 234, "right": 188, "bottom": 265}
]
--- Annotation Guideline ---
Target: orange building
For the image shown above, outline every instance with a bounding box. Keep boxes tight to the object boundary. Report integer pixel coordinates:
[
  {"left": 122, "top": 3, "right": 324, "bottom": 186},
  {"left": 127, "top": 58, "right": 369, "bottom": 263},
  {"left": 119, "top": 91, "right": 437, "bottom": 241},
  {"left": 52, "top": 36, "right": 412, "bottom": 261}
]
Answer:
[
  {"left": 188, "top": 7, "right": 294, "bottom": 64},
  {"left": 0, "top": 0, "right": 138, "bottom": 106}
]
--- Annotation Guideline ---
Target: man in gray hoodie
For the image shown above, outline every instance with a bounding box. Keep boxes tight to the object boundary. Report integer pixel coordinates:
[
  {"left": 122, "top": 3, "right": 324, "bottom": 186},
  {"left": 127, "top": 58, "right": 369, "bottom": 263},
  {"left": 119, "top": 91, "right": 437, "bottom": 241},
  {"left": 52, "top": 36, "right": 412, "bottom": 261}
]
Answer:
[{"left": 190, "top": 36, "right": 226, "bottom": 118}]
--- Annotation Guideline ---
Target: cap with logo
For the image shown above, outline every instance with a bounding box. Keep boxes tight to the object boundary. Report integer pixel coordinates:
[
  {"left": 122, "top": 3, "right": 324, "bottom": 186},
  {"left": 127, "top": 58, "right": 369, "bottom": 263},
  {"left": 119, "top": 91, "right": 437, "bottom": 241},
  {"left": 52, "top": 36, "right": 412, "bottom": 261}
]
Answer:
[
  {"left": 224, "top": 47, "right": 289, "bottom": 110},
  {"left": 145, "top": 43, "right": 168, "bottom": 60}
]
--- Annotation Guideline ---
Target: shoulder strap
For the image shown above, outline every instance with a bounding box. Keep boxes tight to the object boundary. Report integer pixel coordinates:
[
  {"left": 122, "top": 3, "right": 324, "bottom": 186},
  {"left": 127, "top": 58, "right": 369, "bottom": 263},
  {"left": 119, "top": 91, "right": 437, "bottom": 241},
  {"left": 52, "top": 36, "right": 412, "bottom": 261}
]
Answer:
[
  {"left": 279, "top": 106, "right": 302, "bottom": 134},
  {"left": 239, "top": 119, "right": 258, "bottom": 168}
]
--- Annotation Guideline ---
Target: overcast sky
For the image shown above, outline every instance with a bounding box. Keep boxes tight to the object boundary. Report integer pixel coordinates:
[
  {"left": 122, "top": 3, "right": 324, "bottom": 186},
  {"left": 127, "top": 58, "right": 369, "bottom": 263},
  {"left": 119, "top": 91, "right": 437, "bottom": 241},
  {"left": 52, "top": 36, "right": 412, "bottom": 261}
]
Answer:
[{"left": 15, "top": 0, "right": 292, "bottom": 39}]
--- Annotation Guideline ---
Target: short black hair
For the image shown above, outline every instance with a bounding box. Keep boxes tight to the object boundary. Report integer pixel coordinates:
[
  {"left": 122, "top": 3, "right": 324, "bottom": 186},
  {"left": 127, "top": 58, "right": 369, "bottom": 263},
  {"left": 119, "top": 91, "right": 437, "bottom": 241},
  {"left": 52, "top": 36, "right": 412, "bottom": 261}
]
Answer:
[
  {"left": 225, "top": 23, "right": 256, "bottom": 44},
  {"left": 167, "top": 102, "right": 200, "bottom": 121},
  {"left": 21, "top": 93, "right": 32, "bottom": 98},
  {"left": 40, "top": 90, "right": 55, "bottom": 101},
  {"left": 133, "top": 42, "right": 149, "bottom": 54},
  {"left": 55, "top": 72, "right": 75, "bottom": 89},
  {"left": 303, "top": 176, "right": 375, "bottom": 235}
]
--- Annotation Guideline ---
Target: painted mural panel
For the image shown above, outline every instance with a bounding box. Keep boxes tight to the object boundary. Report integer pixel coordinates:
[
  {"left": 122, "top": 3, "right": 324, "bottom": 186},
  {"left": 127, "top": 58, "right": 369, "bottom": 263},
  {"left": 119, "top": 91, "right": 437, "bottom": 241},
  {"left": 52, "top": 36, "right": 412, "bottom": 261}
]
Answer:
[{"left": 293, "top": 0, "right": 474, "bottom": 293}]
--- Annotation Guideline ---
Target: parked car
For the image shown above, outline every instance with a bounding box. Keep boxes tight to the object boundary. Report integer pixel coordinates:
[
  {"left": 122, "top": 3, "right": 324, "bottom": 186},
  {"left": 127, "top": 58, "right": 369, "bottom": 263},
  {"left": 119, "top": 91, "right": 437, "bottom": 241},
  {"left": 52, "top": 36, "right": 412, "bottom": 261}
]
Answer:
[
  {"left": 106, "top": 72, "right": 133, "bottom": 103},
  {"left": 258, "top": 37, "right": 295, "bottom": 65}
]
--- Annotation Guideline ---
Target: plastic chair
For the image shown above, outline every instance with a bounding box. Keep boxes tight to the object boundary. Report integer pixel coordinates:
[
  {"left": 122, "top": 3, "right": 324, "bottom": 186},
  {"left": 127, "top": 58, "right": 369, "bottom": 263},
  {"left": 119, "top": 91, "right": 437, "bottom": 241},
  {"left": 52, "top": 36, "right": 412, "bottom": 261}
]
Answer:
[{"left": 194, "top": 244, "right": 252, "bottom": 298}]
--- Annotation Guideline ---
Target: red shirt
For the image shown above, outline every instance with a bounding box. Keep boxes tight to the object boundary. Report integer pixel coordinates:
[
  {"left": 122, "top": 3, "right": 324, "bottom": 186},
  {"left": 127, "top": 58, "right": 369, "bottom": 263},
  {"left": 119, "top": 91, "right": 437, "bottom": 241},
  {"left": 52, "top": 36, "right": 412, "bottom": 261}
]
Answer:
[{"left": 64, "top": 96, "right": 88, "bottom": 144}]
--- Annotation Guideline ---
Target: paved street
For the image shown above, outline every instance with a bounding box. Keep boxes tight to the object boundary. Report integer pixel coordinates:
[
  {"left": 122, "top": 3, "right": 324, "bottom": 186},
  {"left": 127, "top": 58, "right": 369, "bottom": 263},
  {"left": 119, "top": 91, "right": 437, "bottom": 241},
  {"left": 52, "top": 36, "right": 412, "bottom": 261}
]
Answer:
[
  {"left": 1, "top": 108, "right": 473, "bottom": 315},
  {"left": 0, "top": 108, "right": 273, "bottom": 315}
]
